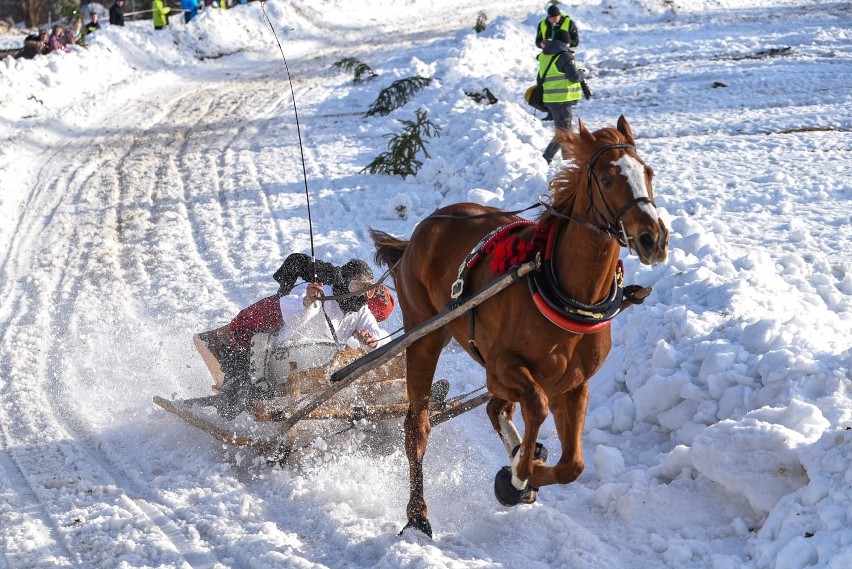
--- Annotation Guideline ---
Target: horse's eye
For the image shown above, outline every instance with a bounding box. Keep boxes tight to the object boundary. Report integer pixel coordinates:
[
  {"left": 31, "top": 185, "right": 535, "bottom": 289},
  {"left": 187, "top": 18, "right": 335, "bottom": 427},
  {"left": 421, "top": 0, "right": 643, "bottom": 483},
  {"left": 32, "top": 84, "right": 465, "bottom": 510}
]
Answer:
[{"left": 601, "top": 175, "right": 613, "bottom": 187}]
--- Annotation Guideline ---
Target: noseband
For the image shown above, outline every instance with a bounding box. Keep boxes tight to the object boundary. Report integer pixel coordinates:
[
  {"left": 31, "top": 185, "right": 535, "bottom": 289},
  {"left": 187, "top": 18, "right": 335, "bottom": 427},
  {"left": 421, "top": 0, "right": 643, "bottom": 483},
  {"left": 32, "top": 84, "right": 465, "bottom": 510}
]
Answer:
[{"left": 541, "top": 143, "right": 655, "bottom": 249}]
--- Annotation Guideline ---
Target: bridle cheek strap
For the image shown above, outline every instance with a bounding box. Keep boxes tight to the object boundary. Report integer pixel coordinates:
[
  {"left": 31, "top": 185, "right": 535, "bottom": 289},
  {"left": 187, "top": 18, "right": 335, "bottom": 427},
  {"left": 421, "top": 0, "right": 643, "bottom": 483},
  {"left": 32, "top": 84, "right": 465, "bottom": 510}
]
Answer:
[{"left": 586, "top": 144, "right": 655, "bottom": 247}]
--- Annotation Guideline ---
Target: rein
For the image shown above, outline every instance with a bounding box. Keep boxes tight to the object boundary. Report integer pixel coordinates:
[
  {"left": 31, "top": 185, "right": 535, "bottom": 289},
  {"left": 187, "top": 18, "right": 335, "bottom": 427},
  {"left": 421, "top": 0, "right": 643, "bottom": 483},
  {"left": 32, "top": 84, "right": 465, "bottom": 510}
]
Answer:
[
  {"left": 424, "top": 143, "right": 654, "bottom": 251},
  {"left": 541, "top": 143, "right": 654, "bottom": 249},
  {"left": 443, "top": 142, "right": 654, "bottom": 337}
]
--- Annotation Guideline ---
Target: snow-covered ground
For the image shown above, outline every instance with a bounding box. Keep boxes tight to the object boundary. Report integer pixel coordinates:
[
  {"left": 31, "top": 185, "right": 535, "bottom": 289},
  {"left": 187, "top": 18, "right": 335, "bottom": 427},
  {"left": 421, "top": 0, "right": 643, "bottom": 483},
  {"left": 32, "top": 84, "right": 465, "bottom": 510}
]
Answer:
[{"left": 1, "top": 0, "right": 850, "bottom": 567}]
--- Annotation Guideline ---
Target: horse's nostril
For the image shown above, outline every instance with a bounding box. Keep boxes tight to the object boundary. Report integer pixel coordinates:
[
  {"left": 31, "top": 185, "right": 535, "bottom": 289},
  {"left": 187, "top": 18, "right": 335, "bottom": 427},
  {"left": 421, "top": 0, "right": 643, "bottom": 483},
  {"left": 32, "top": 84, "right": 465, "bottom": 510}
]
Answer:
[{"left": 639, "top": 233, "right": 655, "bottom": 251}]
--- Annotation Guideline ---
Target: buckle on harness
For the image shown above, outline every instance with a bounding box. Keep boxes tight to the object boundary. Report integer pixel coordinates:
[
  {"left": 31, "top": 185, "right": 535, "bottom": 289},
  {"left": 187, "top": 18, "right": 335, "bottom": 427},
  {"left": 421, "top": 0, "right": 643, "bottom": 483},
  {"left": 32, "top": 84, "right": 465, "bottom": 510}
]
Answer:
[{"left": 451, "top": 278, "right": 464, "bottom": 299}]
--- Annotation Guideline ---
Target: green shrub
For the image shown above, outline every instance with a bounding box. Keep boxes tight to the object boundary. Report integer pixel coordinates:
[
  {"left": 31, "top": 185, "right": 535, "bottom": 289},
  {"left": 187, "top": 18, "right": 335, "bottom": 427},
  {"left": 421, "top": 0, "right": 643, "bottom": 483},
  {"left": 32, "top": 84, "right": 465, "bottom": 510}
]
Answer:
[
  {"left": 332, "top": 57, "right": 378, "bottom": 84},
  {"left": 361, "top": 109, "right": 441, "bottom": 178}
]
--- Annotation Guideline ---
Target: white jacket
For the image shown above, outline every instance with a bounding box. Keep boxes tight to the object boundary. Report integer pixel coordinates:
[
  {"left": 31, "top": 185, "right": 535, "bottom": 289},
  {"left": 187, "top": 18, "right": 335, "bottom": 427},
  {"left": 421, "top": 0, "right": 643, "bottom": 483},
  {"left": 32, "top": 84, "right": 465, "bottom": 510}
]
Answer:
[{"left": 277, "top": 289, "right": 389, "bottom": 350}]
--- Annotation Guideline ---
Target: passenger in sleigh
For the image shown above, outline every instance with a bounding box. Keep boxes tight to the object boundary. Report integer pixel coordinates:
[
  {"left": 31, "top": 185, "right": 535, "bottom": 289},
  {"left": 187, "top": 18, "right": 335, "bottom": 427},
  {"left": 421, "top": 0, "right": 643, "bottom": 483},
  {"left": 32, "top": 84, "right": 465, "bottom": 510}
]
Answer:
[{"left": 194, "top": 254, "right": 395, "bottom": 419}]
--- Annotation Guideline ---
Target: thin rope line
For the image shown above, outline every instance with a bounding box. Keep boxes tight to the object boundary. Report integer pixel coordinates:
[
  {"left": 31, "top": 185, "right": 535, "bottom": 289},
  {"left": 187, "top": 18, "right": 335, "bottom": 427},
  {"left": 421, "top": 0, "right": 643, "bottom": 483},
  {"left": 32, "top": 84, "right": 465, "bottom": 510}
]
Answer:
[{"left": 260, "top": 1, "right": 316, "bottom": 271}]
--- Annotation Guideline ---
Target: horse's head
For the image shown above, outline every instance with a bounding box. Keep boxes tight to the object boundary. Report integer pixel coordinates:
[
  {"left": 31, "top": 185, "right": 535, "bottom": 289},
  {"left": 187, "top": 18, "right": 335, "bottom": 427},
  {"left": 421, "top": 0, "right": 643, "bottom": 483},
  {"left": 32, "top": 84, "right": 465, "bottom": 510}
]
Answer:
[{"left": 549, "top": 115, "right": 668, "bottom": 265}]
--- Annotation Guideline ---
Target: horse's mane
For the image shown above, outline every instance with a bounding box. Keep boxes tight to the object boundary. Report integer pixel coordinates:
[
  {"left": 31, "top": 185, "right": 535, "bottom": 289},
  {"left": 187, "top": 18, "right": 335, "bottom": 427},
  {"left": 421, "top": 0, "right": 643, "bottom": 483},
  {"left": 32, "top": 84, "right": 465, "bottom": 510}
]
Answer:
[{"left": 537, "top": 126, "right": 628, "bottom": 227}]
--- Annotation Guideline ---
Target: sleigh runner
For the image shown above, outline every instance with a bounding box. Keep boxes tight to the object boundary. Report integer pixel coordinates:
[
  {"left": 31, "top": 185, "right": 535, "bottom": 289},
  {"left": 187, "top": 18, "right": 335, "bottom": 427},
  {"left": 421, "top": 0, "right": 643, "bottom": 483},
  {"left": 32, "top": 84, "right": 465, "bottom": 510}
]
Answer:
[{"left": 154, "top": 334, "right": 489, "bottom": 460}]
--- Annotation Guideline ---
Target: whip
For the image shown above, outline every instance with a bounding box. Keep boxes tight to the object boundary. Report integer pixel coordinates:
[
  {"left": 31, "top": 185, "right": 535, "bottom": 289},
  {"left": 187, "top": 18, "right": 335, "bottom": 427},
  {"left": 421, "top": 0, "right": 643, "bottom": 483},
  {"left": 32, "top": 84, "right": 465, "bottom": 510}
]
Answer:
[{"left": 260, "top": 1, "right": 318, "bottom": 278}]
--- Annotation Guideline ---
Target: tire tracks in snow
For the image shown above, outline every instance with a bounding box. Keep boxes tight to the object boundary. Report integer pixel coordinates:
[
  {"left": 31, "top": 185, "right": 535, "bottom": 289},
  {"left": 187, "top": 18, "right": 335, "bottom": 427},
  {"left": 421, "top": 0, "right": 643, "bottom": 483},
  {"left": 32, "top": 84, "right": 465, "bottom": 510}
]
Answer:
[
  {"left": 0, "top": 428, "right": 76, "bottom": 568},
  {"left": 0, "top": 82, "right": 227, "bottom": 568},
  {"left": 4, "top": 61, "right": 334, "bottom": 567}
]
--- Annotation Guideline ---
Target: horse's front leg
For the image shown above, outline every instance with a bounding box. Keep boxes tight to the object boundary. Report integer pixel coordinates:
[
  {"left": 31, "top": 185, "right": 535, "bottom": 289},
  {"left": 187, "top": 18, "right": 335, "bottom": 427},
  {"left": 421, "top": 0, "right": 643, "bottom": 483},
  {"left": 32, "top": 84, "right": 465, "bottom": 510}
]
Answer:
[
  {"left": 529, "top": 381, "right": 590, "bottom": 488},
  {"left": 486, "top": 358, "right": 549, "bottom": 506},
  {"left": 399, "top": 331, "right": 444, "bottom": 538}
]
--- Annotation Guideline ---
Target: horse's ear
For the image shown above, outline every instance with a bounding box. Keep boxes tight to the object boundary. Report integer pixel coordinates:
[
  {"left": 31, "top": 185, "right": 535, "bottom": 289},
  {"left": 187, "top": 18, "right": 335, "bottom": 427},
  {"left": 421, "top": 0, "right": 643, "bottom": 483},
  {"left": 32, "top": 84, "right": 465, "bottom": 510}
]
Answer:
[
  {"left": 577, "top": 118, "right": 595, "bottom": 144},
  {"left": 617, "top": 115, "right": 636, "bottom": 145}
]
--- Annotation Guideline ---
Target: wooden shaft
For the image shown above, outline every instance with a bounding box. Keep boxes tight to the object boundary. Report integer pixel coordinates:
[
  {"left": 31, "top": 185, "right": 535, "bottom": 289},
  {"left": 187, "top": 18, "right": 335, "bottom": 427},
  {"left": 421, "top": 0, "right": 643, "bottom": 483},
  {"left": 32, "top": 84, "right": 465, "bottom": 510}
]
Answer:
[
  {"left": 279, "top": 262, "right": 532, "bottom": 431},
  {"left": 331, "top": 261, "right": 535, "bottom": 383}
]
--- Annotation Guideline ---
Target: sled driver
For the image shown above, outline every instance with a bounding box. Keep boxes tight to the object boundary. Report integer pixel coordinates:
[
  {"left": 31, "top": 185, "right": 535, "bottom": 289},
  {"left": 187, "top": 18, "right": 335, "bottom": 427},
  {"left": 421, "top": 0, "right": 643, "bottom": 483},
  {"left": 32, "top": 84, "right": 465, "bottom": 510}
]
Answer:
[{"left": 194, "top": 256, "right": 395, "bottom": 419}]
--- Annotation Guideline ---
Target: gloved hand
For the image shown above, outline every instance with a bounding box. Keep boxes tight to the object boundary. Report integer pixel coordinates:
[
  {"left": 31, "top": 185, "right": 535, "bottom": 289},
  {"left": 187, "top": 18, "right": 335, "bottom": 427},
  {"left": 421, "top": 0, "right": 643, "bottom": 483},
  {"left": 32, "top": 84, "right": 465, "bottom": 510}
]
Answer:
[{"left": 581, "top": 79, "right": 593, "bottom": 100}]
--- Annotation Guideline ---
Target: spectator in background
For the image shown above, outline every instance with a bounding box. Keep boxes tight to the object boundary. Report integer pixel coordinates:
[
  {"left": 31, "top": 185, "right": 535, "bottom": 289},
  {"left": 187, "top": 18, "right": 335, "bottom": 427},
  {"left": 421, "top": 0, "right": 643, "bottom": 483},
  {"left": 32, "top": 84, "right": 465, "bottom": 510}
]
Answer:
[
  {"left": 84, "top": 12, "right": 101, "bottom": 35},
  {"left": 535, "top": 5, "right": 579, "bottom": 50},
  {"left": 14, "top": 30, "right": 49, "bottom": 59},
  {"left": 182, "top": 0, "right": 201, "bottom": 23},
  {"left": 110, "top": 0, "right": 126, "bottom": 26},
  {"left": 152, "top": 0, "right": 171, "bottom": 30},
  {"left": 63, "top": 19, "right": 83, "bottom": 46},
  {"left": 47, "top": 24, "right": 68, "bottom": 53},
  {"left": 537, "top": 39, "right": 585, "bottom": 164}
]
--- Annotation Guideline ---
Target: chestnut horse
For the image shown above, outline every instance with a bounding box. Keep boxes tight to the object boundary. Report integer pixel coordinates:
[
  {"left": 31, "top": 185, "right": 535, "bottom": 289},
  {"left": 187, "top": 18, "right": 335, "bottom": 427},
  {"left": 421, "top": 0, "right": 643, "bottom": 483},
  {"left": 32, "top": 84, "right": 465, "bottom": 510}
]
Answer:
[{"left": 371, "top": 116, "right": 668, "bottom": 537}]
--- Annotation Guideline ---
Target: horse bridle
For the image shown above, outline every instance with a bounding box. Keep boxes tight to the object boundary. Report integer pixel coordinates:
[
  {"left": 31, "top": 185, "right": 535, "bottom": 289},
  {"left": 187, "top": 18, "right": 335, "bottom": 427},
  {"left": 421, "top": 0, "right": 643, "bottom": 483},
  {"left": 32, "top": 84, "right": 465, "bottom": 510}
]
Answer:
[
  {"left": 541, "top": 143, "right": 655, "bottom": 249},
  {"left": 587, "top": 143, "right": 655, "bottom": 247}
]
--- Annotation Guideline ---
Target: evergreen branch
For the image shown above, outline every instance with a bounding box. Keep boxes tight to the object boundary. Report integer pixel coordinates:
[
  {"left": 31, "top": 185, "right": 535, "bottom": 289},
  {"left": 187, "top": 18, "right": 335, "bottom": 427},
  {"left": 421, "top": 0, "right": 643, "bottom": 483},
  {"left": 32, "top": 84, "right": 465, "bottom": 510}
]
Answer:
[
  {"left": 332, "top": 57, "right": 378, "bottom": 84},
  {"left": 474, "top": 11, "right": 488, "bottom": 33},
  {"left": 365, "top": 76, "right": 433, "bottom": 117},
  {"left": 360, "top": 109, "right": 441, "bottom": 178}
]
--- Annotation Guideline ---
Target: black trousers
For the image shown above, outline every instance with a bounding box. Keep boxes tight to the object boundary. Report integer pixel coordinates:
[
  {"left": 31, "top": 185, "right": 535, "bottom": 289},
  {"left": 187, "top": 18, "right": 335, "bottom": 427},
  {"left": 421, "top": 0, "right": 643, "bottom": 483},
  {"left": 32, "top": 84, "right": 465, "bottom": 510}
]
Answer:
[{"left": 543, "top": 102, "right": 575, "bottom": 162}]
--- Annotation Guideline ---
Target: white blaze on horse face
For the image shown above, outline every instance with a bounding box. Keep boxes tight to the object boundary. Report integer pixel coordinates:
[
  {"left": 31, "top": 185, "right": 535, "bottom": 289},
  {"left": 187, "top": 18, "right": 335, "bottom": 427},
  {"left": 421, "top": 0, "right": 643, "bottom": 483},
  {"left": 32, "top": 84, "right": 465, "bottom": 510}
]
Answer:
[{"left": 614, "top": 155, "right": 659, "bottom": 220}]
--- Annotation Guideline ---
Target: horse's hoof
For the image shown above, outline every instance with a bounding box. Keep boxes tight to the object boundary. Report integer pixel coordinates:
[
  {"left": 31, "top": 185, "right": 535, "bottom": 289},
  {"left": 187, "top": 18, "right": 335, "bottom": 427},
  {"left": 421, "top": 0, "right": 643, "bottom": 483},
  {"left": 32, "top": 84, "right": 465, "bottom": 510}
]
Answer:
[
  {"left": 399, "top": 515, "right": 433, "bottom": 539},
  {"left": 494, "top": 466, "right": 538, "bottom": 507},
  {"left": 510, "top": 442, "right": 549, "bottom": 463}
]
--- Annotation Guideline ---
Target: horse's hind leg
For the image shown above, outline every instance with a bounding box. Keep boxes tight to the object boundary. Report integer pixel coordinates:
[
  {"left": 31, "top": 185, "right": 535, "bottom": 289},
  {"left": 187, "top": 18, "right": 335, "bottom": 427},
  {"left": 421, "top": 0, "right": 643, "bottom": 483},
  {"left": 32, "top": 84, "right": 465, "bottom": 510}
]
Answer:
[
  {"left": 400, "top": 330, "right": 444, "bottom": 538},
  {"left": 486, "top": 397, "right": 521, "bottom": 457}
]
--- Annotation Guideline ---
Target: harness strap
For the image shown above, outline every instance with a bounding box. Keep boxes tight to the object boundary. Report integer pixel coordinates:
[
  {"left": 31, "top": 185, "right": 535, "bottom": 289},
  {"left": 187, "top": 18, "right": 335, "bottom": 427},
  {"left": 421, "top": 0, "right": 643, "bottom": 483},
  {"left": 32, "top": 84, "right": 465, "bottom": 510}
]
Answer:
[
  {"left": 537, "top": 52, "right": 558, "bottom": 84},
  {"left": 541, "top": 224, "right": 622, "bottom": 316},
  {"left": 451, "top": 220, "right": 536, "bottom": 299},
  {"left": 468, "top": 307, "right": 486, "bottom": 365}
]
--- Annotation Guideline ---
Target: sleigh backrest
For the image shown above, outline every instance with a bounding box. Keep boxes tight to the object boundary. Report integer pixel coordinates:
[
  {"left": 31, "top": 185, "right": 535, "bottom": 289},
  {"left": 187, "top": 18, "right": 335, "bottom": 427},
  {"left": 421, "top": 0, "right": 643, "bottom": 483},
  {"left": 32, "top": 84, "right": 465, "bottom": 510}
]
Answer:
[{"left": 249, "top": 334, "right": 407, "bottom": 408}]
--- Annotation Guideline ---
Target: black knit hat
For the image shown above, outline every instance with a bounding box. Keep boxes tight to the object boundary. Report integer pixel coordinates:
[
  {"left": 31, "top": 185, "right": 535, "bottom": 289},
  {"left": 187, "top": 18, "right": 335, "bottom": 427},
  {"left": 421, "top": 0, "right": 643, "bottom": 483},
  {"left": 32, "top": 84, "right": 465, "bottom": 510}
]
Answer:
[
  {"left": 341, "top": 259, "right": 373, "bottom": 284},
  {"left": 547, "top": 5, "right": 561, "bottom": 17}
]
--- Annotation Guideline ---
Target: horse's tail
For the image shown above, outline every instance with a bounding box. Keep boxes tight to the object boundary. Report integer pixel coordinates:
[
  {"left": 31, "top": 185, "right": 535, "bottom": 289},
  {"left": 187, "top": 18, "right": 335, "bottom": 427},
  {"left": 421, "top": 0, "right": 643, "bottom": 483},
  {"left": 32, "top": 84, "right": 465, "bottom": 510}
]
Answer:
[{"left": 369, "top": 228, "right": 408, "bottom": 271}]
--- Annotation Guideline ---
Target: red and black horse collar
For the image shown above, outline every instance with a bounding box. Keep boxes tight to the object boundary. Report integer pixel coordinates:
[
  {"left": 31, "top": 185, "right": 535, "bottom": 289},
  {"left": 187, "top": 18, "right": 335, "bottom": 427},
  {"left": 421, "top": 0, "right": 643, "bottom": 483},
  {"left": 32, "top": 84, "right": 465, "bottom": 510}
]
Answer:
[
  {"left": 448, "top": 221, "right": 625, "bottom": 335},
  {"left": 527, "top": 223, "right": 625, "bottom": 334}
]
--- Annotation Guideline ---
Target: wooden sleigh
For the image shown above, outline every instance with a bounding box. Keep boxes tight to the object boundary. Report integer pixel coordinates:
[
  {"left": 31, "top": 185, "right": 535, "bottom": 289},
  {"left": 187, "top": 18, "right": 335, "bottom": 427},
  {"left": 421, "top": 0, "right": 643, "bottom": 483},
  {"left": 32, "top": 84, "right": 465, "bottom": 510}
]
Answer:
[
  {"left": 153, "top": 337, "right": 490, "bottom": 462},
  {"left": 154, "top": 262, "right": 538, "bottom": 462}
]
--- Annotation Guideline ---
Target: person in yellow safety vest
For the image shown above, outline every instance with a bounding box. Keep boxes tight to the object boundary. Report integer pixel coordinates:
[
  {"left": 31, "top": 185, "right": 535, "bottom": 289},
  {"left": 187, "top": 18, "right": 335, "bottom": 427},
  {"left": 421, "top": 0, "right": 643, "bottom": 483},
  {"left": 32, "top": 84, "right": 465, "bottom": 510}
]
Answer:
[
  {"left": 537, "top": 39, "right": 584, "bottom": 164},
  {"left": 536, "top": 5, "right": 579, "bottom": 50},
  {"left": 153, "top": 0, "right": 171, "bottom": 30}
]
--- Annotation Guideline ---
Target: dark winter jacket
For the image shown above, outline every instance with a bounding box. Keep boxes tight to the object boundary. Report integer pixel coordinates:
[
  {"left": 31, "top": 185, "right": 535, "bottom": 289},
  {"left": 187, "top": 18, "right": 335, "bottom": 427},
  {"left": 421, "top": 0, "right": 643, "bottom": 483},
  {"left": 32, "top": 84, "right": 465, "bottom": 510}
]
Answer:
[
  {"left": 15, "top": 34, "right": 49, "bottom": 59},
  {"left": 110, "top": 3, "right": 125, "bottom": 26},
  {"left": 535, "top": 15, "right": 579, "bottom": 49}
]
